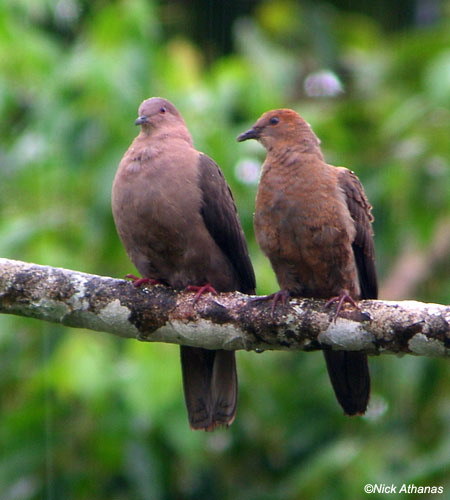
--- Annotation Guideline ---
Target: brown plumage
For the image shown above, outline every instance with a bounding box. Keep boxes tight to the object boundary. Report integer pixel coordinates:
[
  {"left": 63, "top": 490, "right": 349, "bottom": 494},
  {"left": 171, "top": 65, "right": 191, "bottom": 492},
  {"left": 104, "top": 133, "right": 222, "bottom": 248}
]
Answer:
[
  {"left": 237, "top": 109, "right": 377, "bottom": 415},
  {"left": 112, "top": 97, "right": 255, "bottom": 430}
]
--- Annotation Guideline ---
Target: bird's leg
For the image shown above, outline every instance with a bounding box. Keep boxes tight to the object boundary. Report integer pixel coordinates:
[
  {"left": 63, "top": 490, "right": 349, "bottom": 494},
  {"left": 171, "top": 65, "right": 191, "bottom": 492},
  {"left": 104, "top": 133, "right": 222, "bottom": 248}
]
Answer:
[
  {"left": 125, "top": 274, "right": 162, "bottom": 288},
  {"left": 186, "top": 283, "right": 218, "bottom": 304},
  {"left": 325, "top": 290, "right": 359, "bottom": 322},
  {"left": 250, "top": 289, "right": 290, "bottom": 317}
]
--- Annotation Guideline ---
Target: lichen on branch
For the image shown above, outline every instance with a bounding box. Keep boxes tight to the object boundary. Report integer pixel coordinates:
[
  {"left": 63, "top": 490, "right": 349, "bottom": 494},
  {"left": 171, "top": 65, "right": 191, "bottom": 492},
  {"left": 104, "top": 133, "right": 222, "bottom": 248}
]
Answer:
[{"left": 0, "top": 258, "right": 449, "bottom": 357}]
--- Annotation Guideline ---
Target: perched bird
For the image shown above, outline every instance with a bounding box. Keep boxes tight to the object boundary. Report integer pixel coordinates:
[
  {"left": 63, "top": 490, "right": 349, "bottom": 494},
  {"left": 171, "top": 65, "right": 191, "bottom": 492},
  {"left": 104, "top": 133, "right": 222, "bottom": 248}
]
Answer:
[
  {"left": 112, "top": 97, "right": 255, "bottom": 430},
  {"left": 237, "top": 109, "right": 377, "bottom": 415}
]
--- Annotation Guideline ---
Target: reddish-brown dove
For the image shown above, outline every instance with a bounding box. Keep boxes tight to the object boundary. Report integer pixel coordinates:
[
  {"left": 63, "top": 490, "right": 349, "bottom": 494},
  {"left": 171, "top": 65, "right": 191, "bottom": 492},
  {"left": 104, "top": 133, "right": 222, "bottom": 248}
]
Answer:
[
  {"left": 112, "top": 97, "right": 255, "bottom": 430},
  {"left": 237, "top": 109, "right": 377, "bottom": 415}
]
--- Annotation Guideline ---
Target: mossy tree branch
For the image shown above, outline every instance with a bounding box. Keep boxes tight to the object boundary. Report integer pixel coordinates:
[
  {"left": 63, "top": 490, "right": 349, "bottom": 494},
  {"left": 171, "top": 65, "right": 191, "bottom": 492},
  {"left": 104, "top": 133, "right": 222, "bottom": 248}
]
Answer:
[{"left": 0, "top": 258, "right": 449, "bottom": 357}]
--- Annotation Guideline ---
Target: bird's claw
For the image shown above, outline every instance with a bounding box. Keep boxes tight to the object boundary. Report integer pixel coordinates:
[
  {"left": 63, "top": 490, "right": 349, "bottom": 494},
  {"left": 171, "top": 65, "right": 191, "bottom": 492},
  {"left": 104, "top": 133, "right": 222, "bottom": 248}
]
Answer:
[
  {"left": 125, "top": 274, "right": 161, "bottom": 288},
  {"left": 250, "top": 289, "right": 290, "bottom": 317},
  {"left": 187, "top": 283, "right": 218, "bottom": 304},
  {"left": 325, "top": 291, "right": 359, "bottom": 322}
]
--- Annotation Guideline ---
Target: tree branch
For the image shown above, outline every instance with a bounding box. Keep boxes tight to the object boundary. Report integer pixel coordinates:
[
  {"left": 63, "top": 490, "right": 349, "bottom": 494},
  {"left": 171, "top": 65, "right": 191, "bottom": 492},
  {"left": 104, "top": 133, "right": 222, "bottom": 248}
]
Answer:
[{"left": 0, "top": 258, "right": 449, "bottom": 357}]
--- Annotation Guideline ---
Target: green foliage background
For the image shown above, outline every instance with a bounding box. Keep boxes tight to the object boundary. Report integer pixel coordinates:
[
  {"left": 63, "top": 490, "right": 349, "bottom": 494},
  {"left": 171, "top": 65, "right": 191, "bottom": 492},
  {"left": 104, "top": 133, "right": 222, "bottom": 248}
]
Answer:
[{"left": 0, "top": 1, "right": 449, "bottom": 498}]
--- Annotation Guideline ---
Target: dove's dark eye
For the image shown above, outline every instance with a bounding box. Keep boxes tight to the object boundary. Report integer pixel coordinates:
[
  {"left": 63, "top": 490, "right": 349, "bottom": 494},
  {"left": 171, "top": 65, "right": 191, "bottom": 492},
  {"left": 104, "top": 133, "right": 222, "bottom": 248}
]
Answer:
[
  {"left": 160, "top": 107, "right": 166, "bottom": 113},
  {"left": 269, "top": 116, "right": 279, "bottom": 125}
]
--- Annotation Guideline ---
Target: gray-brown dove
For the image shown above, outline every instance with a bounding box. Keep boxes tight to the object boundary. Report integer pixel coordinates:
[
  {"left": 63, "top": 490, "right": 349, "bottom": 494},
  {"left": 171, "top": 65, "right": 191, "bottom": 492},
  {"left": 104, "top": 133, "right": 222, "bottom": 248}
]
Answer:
[{"left": 113, "top": 97, "right": 255, "bottom": 430}]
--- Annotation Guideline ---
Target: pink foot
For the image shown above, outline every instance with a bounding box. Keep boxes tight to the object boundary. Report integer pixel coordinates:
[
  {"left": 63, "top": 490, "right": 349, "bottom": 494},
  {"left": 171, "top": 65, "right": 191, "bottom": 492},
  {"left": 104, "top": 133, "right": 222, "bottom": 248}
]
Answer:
[
  {"left": 186, "top": 283, "right": 218, "bottom": 303},
  {"left": 125, "top": 274, "right": 162, "bottom": 288},
  {"left": 325, "top": 291, "right": 359, "bottom": 322},
  {"left": 250, "top": 289, "right": 290, "bottom": 317}
]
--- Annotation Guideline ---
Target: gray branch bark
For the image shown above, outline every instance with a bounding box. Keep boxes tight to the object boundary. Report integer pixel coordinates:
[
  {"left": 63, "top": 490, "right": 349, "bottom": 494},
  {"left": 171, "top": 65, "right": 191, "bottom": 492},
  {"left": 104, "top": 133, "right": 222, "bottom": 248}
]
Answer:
[{"left": 0, "top": 258, "right": 449, "bottom": 357}]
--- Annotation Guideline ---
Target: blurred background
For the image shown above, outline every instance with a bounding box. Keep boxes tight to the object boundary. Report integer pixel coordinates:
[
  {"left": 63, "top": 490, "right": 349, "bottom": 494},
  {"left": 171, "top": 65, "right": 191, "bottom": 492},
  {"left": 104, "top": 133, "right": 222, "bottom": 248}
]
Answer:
[{"left": 1, "top": 0, "right": 449, "bottom": 498}]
